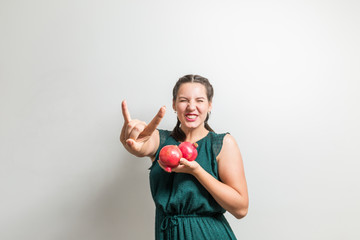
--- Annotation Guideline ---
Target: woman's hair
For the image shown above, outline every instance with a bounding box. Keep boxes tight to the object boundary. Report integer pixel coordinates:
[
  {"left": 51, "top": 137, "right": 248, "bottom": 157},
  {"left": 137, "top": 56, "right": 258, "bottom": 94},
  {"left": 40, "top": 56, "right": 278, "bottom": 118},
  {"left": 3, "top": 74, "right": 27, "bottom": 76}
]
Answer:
[{"left": 171, "top": 74, "right": 214, "bottom": 142}]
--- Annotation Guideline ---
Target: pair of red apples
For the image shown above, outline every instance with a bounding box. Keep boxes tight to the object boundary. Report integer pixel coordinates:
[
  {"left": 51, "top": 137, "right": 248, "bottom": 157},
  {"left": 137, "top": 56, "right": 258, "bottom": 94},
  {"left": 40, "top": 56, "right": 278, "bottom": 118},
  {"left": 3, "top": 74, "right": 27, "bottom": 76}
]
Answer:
[{"left": 159, "top": 142, "right": 198, "bottom": 172}]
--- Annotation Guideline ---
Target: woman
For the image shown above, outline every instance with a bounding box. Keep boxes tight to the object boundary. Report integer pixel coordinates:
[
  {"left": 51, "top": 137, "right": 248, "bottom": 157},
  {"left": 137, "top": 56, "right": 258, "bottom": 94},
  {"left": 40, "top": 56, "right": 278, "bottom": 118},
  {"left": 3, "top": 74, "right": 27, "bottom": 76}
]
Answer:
[{"left": 120, "top": 74, "right": 248, "bottom": 240}]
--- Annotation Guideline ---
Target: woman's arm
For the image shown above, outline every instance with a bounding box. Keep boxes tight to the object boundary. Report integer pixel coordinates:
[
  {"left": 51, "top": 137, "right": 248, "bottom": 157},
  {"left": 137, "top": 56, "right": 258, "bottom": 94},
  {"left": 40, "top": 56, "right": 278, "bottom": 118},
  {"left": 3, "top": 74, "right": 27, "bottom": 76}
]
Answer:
[{"left": 194, "top": 134, "right": 249, "bottom": 219}]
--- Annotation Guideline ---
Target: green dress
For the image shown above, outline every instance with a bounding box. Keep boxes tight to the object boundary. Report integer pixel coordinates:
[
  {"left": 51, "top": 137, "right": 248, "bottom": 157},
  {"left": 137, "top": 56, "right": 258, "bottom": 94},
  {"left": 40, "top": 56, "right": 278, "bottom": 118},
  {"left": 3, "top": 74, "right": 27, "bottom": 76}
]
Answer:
[{"left": 149, "top": 129, "right": 237, "bottom": 240}]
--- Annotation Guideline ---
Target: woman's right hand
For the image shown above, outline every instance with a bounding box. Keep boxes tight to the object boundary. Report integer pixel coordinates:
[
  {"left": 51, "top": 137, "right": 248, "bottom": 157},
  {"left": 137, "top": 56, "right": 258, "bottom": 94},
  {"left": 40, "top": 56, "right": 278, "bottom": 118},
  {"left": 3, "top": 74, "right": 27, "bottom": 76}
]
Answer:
[{"left": 120, "top": 100, "right": 166, "bottom": 157}]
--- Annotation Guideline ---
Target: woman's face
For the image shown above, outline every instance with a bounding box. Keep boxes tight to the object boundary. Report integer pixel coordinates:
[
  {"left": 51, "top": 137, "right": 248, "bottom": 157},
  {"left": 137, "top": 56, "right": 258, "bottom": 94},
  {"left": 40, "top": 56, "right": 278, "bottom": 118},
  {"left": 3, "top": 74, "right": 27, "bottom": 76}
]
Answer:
[{"left": 173, "top": 82, "right": 212, "bottom": 131}]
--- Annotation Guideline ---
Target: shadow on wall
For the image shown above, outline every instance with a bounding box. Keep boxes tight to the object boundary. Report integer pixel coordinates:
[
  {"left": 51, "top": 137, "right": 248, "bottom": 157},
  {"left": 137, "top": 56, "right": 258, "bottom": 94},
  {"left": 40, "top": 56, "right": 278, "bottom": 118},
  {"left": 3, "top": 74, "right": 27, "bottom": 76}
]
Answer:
[{"left": 63, "top": 152, "right": 155, "bottom": 240}]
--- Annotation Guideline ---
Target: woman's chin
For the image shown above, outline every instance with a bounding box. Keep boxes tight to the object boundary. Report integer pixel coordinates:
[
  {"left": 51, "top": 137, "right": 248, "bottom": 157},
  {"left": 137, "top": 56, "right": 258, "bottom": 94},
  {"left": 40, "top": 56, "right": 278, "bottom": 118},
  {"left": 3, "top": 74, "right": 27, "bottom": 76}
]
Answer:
[{"left": 181, "top": 122, "right": 201, "bottom": 130}]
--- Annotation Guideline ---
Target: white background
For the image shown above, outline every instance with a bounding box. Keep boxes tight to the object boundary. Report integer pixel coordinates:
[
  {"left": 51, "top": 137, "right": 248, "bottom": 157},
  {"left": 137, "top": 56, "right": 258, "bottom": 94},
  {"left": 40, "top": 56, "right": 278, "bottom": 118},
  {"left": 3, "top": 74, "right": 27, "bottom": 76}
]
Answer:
[{"left": 1, "top": 0, "right": 359, "bottom": 239}]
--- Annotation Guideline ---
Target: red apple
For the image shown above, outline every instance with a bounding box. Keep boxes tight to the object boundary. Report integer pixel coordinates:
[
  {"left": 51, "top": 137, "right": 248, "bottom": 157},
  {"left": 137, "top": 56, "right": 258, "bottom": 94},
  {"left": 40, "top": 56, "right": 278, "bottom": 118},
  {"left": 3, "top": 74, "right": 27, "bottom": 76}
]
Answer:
[
  {"left": 159, "top": 145, "right": 183, "bottom": 172},
  {"left": 179, "top": 142, "right": 198, "bottom": 161}
]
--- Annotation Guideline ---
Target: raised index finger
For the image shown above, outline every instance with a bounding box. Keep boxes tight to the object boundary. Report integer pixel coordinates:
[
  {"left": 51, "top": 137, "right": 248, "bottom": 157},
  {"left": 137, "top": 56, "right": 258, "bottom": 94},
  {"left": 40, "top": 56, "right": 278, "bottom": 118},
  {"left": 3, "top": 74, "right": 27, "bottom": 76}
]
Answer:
[
  {"left": 138, "top": 106, "right": 166, "bottom": 138},
  {"left": 121, "top": 100, "right": 131, "bottom": 123}
]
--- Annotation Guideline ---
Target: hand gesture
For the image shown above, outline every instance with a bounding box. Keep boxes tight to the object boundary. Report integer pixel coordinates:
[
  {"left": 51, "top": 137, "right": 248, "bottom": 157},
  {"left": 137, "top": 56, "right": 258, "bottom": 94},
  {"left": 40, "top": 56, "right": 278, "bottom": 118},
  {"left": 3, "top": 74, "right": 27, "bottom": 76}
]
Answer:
[{"left": 120, "top": 100, "right": 166, "bottom": 157}]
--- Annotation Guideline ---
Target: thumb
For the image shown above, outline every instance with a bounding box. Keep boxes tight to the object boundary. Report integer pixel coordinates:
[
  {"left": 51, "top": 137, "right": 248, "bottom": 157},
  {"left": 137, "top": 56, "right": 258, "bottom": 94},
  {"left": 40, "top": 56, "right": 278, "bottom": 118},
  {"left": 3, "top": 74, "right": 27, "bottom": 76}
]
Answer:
[{"left": 179, "top": 158, "right": 190, "bottom": 166}]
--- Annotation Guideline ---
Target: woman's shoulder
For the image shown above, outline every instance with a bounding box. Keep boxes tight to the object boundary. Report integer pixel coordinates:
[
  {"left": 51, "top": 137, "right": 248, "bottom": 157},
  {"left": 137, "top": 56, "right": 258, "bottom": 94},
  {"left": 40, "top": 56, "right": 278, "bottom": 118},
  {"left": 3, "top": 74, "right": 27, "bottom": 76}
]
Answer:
[
  {"left": 208, "top": 131, "right": 230, "bottom": 140},
  {"left": 205, "top": 131, "right": 241, "bottom": 163},
  {"left": 208, "top": 131, "right": 231, "bottom": 157},
  {"left": 157, "top": 129, "right": 172, "bottom": 135},
  {"left": 157, "top": 129, "right": 172, "bottom": 144}
]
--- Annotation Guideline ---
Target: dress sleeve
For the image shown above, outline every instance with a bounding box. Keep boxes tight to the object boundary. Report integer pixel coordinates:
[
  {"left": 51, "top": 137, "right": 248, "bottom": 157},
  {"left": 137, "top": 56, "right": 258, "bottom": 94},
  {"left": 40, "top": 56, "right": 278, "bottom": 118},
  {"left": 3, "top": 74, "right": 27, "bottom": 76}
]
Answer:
[
  {"left": 158, "top": 129, "right": 171, "bottom": 147},
  {"left": 212, "top": 132, "right": 230, "bottom": 157},
  {"left": 149, "top": 129, "right": 171, "bottom": 170}
]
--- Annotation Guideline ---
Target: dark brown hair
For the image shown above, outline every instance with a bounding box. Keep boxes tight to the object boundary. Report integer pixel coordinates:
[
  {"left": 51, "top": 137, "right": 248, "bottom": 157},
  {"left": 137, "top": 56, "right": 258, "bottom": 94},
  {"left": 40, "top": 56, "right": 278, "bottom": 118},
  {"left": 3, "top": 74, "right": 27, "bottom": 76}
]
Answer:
[{"left": 171, "top": 74, "right": 214, "bottom": 142}]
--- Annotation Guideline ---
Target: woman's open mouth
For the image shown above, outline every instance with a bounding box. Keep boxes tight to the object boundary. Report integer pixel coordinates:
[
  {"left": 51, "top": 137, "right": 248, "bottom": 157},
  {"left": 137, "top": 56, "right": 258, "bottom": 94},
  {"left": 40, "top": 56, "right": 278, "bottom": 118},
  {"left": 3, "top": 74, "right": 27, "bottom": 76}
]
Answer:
[{"left": 185, "top": 114, "right": 198, "bottom": 122}]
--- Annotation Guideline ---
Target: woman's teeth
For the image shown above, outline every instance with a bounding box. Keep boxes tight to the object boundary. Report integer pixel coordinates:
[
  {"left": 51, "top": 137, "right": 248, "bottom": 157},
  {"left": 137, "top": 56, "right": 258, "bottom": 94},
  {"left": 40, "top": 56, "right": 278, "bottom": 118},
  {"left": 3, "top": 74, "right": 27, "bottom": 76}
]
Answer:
[{"left": 186, "top": 115, "right": 197, "bottom": 119}]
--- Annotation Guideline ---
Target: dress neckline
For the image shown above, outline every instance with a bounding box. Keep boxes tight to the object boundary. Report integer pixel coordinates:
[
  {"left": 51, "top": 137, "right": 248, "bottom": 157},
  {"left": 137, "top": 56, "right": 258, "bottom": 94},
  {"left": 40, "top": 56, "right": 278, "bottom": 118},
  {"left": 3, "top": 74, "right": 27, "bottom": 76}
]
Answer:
[{"left": 178, "top": 131, "right": 210, "bottom": 144}]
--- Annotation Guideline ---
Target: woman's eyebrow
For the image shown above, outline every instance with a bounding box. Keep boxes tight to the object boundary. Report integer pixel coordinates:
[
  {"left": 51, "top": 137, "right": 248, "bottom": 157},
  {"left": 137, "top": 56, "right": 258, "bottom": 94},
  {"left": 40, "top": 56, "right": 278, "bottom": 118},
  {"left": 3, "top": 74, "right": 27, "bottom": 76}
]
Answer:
[
  {"left": 178, "top": 96, "right": 206, "bottom": 100},
  {"left": 195, "top": 97, "right": 206, "bottom": 101}
]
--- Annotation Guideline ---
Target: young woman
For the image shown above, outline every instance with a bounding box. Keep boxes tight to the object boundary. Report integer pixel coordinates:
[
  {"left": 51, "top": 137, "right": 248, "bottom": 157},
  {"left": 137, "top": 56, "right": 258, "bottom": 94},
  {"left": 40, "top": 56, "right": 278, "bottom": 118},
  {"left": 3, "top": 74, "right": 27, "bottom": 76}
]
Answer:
[{"left": 120, "top": 74, "right": 248, "bottom": 240}]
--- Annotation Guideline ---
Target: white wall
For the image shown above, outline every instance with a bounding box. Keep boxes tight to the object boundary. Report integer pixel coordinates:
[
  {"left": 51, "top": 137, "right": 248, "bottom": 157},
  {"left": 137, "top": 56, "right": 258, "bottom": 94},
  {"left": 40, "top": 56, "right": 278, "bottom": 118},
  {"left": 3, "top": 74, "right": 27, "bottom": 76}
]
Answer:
[{"left": 1, "top": 0, "right": 359, "bottom": 239}]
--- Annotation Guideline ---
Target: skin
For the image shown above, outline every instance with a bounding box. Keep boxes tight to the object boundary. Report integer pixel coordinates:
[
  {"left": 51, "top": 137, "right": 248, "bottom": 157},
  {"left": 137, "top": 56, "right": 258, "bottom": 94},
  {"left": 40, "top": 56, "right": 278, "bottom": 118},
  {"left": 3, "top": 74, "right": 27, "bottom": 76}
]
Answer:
[
  {"left": 120, "top": 83, "right": 249, "bottom": 219},
  {"left": 172, "top": 83, "right": 212, "bottom": 142}
]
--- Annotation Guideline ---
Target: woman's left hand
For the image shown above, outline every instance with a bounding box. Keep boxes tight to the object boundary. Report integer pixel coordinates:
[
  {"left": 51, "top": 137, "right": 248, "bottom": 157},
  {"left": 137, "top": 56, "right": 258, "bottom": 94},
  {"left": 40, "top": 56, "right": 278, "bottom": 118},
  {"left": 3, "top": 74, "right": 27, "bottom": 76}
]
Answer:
[{"left": 157, "top": 158, "right": 200, "bottom": 175}]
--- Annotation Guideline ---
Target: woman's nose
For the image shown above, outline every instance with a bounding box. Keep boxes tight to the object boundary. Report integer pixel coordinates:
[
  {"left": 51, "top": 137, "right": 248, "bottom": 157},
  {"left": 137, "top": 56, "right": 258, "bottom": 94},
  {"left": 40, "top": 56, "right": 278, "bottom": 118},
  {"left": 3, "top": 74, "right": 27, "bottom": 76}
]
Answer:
[{"left": 187, "top": 101, "right": 196, "bottom": 110}]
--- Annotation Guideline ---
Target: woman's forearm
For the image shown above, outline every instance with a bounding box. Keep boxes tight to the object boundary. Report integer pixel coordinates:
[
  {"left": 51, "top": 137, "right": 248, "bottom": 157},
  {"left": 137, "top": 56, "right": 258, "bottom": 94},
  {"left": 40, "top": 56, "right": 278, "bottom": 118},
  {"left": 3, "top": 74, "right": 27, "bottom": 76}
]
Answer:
[{"left": 193, "top": 167, "right": 248, "bottom": 219}]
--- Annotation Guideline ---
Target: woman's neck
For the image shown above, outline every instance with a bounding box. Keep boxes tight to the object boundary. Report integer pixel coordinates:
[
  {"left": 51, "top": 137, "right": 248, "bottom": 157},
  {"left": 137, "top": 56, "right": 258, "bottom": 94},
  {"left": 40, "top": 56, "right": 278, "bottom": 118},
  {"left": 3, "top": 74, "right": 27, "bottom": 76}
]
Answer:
[{"left": 180, "top": 126, "right": 209, "bottom": 143}]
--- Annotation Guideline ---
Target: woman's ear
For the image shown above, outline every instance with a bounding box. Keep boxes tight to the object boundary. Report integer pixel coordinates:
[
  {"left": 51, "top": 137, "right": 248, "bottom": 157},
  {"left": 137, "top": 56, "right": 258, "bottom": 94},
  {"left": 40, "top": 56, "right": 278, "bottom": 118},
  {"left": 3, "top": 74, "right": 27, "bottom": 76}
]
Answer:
[
  {"left": 208, "top": 101, "right": 212, "bottom": 112},
  {"left": 172, "top": 101, "right": 176, "bottom": 112}
]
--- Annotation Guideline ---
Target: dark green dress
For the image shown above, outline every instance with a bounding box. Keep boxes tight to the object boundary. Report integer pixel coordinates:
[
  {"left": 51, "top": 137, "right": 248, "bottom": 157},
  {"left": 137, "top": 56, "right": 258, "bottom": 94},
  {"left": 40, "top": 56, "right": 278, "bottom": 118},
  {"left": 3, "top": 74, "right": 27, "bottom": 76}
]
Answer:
[{"left": 149, "top": 129, "right": 237, "bottom": 240}]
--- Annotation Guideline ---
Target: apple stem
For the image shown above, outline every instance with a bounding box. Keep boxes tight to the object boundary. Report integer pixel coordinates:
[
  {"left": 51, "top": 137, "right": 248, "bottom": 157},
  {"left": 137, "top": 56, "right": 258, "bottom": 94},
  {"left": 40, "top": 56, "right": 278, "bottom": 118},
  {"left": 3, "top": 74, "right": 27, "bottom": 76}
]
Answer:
[{"left": 193, "top": 142, "right": 198, "bottom": 148}]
